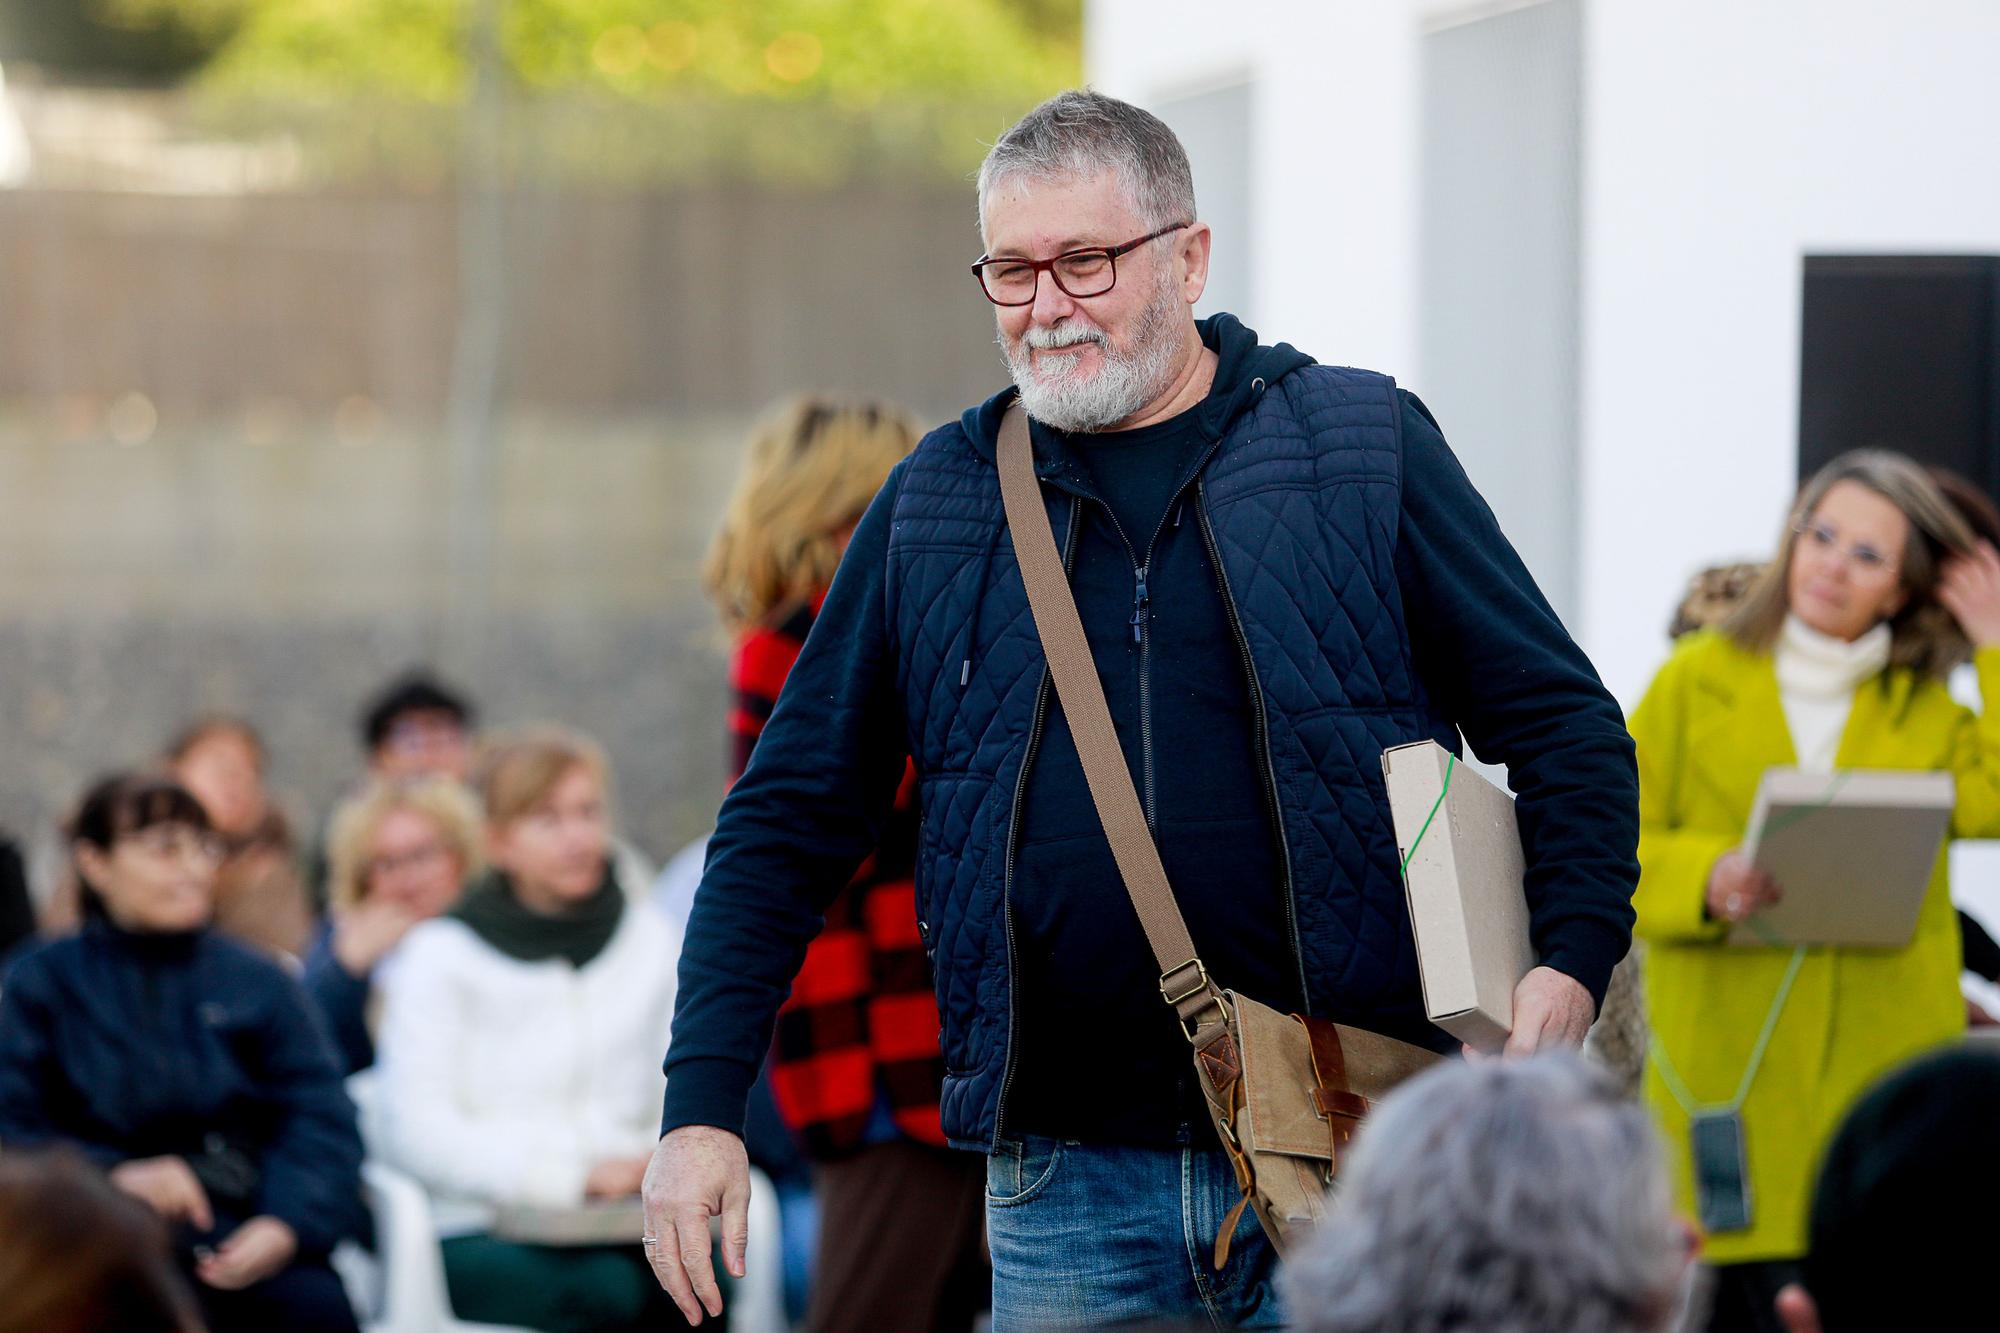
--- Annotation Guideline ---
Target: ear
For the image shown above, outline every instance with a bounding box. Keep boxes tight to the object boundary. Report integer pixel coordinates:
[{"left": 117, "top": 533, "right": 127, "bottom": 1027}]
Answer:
[
  {"left": 1176, "top": 222, "right": 1213, "bottom": 308},
  {"left": 1775, "top": 1283, "right": 1823, "bottom": 1333},
  {"left": 72, "top": 842, "right": 110, "bottom": 893}
]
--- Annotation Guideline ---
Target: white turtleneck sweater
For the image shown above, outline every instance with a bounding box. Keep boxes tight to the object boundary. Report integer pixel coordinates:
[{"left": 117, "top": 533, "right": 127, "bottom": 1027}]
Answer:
[{"left": 1775, "top": 614, "right": 1892, "bottom": 772}]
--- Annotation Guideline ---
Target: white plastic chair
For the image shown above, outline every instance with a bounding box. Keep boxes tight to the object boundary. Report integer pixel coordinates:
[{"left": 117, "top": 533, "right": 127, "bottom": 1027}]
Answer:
[
  {"left": 338, "top": 1159, "right": 787, "bottom": 1333},
  {"left": 733, "top": 1164, "right": 788, "bottom": 1333},
  {"left": 335, "top": 1159, "right": 532, "bottom": 1333},
  {"left": 339, "top": 1072, "right": 789, "bottom": 1333},
  {"left": 339, "top": 1071, "right": 529, "bottom": 1332}
]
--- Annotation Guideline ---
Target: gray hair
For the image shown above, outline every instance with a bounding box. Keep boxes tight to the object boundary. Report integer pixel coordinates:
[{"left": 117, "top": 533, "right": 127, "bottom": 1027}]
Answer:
[
  {"left": 1281, "top": 1054, "right": 1685, "bottom": 1333},
  {"left": 977, "top": 89, "right": 1196, "bottom": 240}
]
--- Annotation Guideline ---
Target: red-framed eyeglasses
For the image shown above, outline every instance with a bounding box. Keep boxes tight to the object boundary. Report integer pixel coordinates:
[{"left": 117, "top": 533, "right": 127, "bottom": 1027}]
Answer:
[{"left": 970, "top": 222, "right": 1192, "bottom": 306}]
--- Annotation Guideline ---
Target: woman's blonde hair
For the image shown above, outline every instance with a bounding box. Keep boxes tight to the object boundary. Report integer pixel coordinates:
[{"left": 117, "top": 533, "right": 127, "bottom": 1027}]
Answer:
[
  {"left": 475, "top": 726, "right": 613, "bottom": 830},
  {"left": 703, "top": 397, "right": 920, "bottom": 632},
  {"left": 1722, "top": 449, "right": 1979, "bottom": 679},
  {"left": 325, "top": 776, "right": 484, "bottom": 911}
]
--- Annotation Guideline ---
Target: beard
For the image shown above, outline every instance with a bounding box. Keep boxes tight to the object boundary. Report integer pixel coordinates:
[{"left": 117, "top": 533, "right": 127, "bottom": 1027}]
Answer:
[{"left": 1000, "top": 272, "right": 1185, "bottom": 433}]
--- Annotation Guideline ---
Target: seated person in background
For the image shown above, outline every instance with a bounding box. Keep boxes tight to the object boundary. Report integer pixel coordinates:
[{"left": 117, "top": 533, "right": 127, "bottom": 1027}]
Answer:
[
  {"left": 0, "top": 773, "right": 366, "bottom": 1333},
  {"left": 1774, "top": 1047, "right": 2000, "bottom": 1332},
  {"left": 359, "top": 671, "right": 478, "bottom": 786},
  {"left": 306, "top": 670, "right": 479, "bottom": 911},
  {"left": 1281, "top": 1054, "right": 1694, "bottom": 1333},
  {"left": 372, "top": 727, "right": 687, "bottom": 1333},
  {"left": 0, "top": 1146, "right": 205, "bottom": 1333},
  {"left": 302, "top": 776, "right": 481, "bottom": 1075},
  {"left": 167, "top": 717, "right": 311, "bottom": 959}
]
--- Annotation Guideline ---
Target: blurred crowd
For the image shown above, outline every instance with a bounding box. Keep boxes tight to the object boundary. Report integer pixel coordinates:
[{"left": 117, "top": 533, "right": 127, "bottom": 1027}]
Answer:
[
  {"left": 2, "top": 394, "right": 2000, "bottom": 1333},
  {"left": 0, "top": 397, "right": 960, "bottom": 1333}
]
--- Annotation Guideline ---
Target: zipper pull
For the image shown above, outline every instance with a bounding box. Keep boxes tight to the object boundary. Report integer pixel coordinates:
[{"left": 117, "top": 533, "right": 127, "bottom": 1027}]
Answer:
[{"left": 1130, "top": 568, "right": 1150, "bottom": 644}]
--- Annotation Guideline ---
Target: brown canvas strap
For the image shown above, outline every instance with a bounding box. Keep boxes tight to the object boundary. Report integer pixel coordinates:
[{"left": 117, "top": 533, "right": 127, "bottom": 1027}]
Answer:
[{"left": 995, "top": 402, "right": 1225, "bottom": 1035}]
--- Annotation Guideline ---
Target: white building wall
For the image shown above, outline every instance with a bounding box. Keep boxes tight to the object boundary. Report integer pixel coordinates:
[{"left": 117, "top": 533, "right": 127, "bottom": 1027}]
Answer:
[
  {"left": 1579, "top": 0, "right": 2000, "bottom": 701},
  {"left": 1087, "top": 0, "right": 1428, "bottom": 378},
  {"left": 1090, "top": 0, "right": 2000, "bottom": 704}
]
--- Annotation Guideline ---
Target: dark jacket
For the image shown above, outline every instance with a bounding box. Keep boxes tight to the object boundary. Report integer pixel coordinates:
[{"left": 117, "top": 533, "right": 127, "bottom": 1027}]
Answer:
[
  {"left": 301, "top": 920, "right": 375, "bottom": 1076},
  {"left": 0, "top": 918, "right": 366, "bottom": 1254},
  {"left": 664, "top": 314, "right": 1640, "bottom": 1150}
]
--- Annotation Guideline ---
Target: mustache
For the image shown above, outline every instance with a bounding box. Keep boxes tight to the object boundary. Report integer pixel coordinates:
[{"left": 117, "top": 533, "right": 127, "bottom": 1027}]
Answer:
[{"left": 1021, "top": 322, "right": 1109, "bottom": 351}]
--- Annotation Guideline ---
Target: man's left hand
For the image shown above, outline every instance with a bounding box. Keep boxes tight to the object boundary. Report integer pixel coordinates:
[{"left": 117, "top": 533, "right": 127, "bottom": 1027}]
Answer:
[{"left": 1476, "top": 966, "right": 1595, "bottom": 1059}]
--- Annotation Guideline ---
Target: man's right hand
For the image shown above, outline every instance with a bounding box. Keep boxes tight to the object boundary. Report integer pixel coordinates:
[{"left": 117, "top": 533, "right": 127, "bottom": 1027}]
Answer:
[{"left": 641, "top": 1125, "right": 750, "bottom": 1327}]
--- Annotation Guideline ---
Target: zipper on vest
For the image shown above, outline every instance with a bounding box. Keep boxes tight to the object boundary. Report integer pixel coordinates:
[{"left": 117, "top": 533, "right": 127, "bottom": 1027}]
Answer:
[
  {"left": 1193, "top": 476, "right": 1309, "bottom": 1012},
  {"left": 994, "top": 492, "right": 1083, "bottom": 1146}
]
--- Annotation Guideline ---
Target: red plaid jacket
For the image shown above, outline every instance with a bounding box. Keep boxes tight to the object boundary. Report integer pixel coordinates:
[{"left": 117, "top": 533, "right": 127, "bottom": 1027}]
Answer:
[{"left": 731, "top": 598, "right": 947, "bottom": 1158}]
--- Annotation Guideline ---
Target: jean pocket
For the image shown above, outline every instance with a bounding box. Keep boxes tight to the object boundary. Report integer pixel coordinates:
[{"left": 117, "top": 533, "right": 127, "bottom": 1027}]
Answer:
[{"left": 985, "top": 1135, "right": 1063, "bottom": 1207}]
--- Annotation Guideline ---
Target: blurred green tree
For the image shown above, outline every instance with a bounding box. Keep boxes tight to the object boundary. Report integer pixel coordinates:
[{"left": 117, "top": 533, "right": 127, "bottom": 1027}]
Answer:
[
  {"left": 0, "top": 0, "right": 221, "bottom": 81},
  {"left": 100, "top": 0, "right": 1081, "bottom": 105}
]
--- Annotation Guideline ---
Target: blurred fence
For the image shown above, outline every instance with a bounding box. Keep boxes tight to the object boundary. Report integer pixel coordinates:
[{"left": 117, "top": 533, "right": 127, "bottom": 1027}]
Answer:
[{"left": 0, "top": 177, "right": 1005, "bottom": 879}]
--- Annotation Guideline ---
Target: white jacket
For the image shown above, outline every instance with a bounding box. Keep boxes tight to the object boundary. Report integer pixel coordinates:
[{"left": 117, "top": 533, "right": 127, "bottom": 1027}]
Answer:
[{"left": 372, "top": 897, "right": 682, "bottom": 1235}]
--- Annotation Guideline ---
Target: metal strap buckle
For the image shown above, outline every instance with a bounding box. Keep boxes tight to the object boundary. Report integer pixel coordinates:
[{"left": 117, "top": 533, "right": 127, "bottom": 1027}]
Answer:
[{"left": 1159, "top": 958, "right": 1211, "bottom": 1006}]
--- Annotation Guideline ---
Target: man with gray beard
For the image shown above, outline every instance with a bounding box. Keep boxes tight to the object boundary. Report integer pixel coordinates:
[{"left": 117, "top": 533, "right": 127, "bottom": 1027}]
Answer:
[{"left": 644, "top": 90, "right": 1640, "bottom": 1329}]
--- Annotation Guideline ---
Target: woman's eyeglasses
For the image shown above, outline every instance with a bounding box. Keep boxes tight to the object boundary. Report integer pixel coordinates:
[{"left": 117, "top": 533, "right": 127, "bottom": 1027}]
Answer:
[
  {"left": 1794, "top": 520, "right": 1899, "bottom": 581},
  {"left": 124, "top": 825, "right": 225, "bottom": 867}
]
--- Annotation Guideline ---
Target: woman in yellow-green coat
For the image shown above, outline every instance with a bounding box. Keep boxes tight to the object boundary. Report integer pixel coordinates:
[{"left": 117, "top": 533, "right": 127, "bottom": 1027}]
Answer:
[{"left": 1629, "top": 450, "right": 2000, "bottom": 1332}]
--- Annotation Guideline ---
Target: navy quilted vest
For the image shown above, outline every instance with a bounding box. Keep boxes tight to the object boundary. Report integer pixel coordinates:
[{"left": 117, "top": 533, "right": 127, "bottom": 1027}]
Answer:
[{"left": 887, "top": 366, "right": 1458, "bottom": 1148}]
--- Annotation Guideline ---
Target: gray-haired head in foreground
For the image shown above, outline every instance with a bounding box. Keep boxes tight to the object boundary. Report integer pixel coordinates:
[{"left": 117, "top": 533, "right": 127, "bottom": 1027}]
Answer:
[
  {"left": 1280, "top": 1054, "right": 1686, "bottom": 1333},
  {"left": 977, "top": 89, "right": 1196, "bottom": 240}
]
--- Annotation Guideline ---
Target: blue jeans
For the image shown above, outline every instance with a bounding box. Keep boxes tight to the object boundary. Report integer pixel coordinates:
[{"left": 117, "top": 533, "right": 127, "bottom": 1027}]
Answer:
[{"left": 985, "top": 1130, "right": 1284, "bottom": 1330}]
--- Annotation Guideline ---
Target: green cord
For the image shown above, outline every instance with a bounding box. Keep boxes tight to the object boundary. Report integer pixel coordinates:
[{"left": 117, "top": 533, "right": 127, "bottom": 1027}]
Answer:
[
  {"left": 1648, "top": 768, "right": 1849, "bottom": 1116},
  {"left": 1400, "top": 752, "right": 1457, "bottom": 875},
  {"left": 1650, "top": 944, "right": 1807, "bottom": 1116}
]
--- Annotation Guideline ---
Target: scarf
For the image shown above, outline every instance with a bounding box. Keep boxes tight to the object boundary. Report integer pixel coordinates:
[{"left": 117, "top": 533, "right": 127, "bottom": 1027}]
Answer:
[{"left": 447, "top": 865, "right": 624, "bottom": 969}]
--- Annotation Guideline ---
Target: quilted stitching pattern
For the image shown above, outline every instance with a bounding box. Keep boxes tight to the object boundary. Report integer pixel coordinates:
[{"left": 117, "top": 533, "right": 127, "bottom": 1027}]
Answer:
[{"left": 889, "top": 366, "right": 1455, "bottom": 1149}]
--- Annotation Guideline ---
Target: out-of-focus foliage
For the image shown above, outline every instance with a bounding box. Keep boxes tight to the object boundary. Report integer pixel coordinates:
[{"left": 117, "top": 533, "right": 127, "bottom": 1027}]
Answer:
[
  {"left": 104, "top": 0, "right": 1081, "bottom": 104},
  {"left": 62, "top": 0, "right": 1079, "bottom": 183},
  {"left": 0, "top": 0, "right": 221, "bottom": 81}
]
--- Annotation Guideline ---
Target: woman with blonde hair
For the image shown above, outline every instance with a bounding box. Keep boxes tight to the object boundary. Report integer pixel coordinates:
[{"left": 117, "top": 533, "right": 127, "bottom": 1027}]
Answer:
[
  {"left": 1629, "top": 449, "right": 2000, "bottom": 1331},
  {"left": 702, "top": 397, "right": 988, "bottom": 1333},
  {"left": 371, "top": 727, "right": 683, "bottom": 1333},
  {"left": 300, "top": 776, "right": 481, "bottom": 1074},
  {"left": 703, "top": 397, "right": 923, "bottom": 641}
]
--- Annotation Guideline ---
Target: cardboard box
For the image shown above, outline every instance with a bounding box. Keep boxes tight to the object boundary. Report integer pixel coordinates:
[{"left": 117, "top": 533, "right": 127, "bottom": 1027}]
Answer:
[
  {"left": 1382, "top": 740, "right": 1533, "bottom": 1052},
  {"left": 1730, "top": 768, "right": 1954, "bottom": 949}
]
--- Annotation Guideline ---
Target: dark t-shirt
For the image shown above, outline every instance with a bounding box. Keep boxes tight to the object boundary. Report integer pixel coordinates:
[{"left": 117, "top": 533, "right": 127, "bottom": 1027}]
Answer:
[{"left": 1006, "top": 403, "right": 1294, "bottom": 1146}]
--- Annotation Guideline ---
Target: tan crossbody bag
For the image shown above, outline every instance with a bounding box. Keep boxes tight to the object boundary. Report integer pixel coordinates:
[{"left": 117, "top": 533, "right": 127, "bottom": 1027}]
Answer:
[{"left": 996, "top": 403, "right": 1443, "bottom": 1267}]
